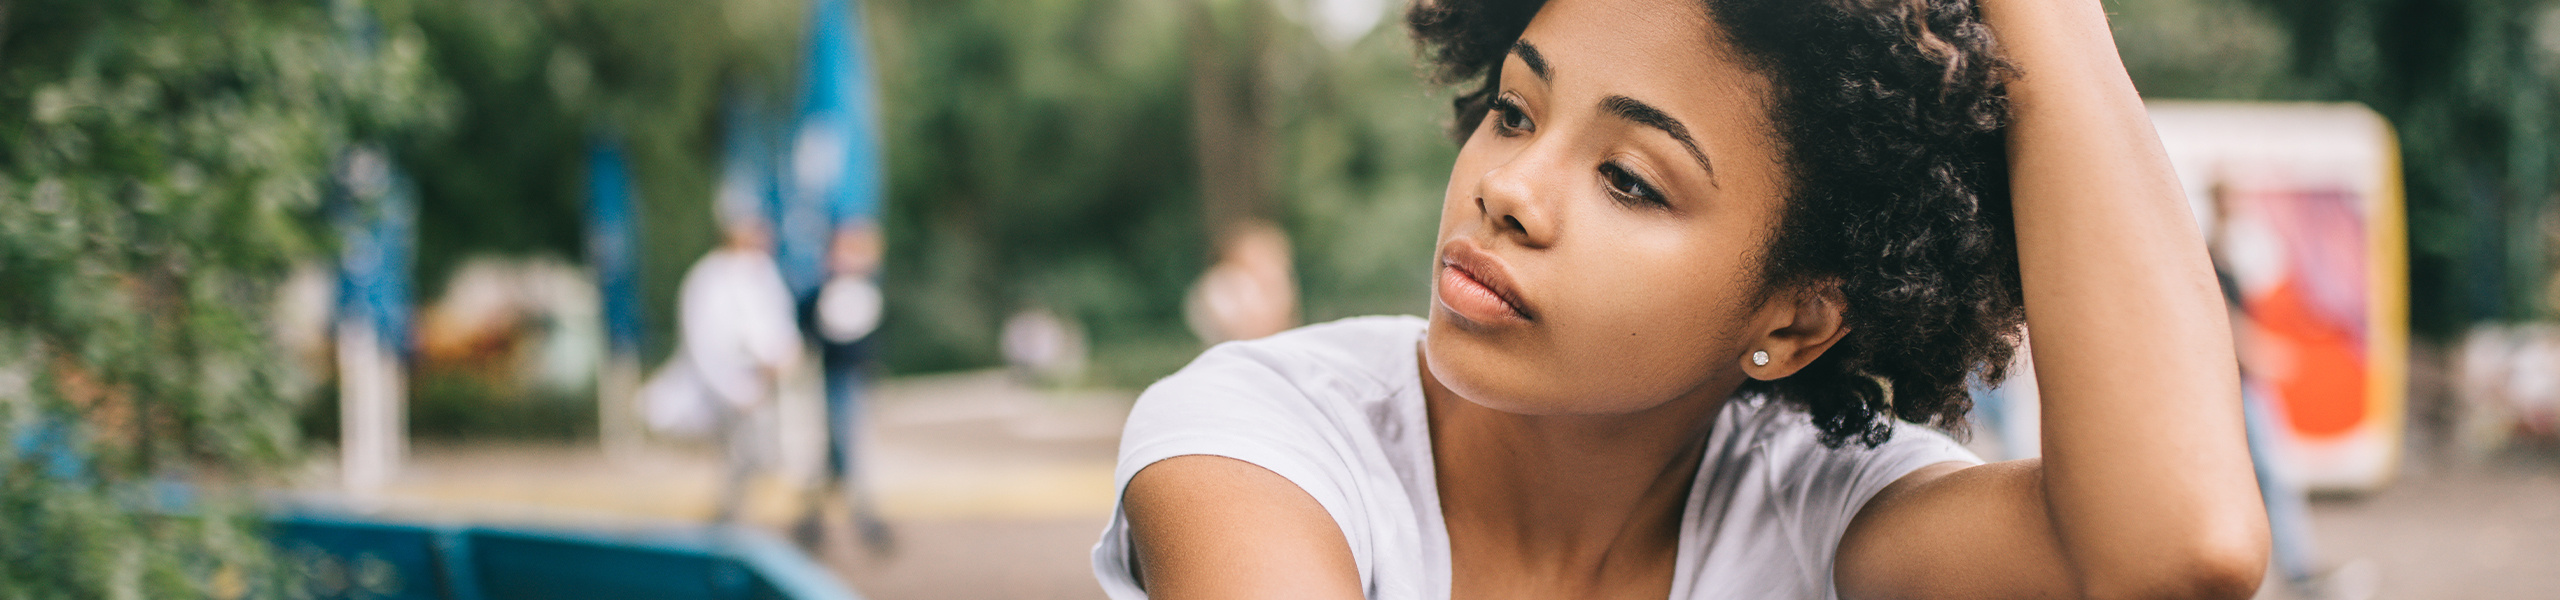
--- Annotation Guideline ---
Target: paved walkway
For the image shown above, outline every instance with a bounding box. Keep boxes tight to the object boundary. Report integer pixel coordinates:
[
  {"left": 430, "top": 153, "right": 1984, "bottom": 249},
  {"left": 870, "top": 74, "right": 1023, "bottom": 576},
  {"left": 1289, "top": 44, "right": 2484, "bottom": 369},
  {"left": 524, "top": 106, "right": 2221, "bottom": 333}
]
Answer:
[
  {"left": 308, "top": 370, "right": 1121, "bottom": 600},
  {"left": 2285, "top": 447, "right": 2560, "bottom": 599}
]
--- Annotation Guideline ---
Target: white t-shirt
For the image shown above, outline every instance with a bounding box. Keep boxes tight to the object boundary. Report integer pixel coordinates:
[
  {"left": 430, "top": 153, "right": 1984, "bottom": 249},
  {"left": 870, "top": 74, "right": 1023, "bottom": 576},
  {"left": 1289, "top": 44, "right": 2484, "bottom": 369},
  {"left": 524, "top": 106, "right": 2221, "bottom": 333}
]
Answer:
[
  {"left": 678, "top": 247, "right": 803, "bottom": 408},
  {"left": 1092, "top": 316, "right": 1981, "bottom": 600}
]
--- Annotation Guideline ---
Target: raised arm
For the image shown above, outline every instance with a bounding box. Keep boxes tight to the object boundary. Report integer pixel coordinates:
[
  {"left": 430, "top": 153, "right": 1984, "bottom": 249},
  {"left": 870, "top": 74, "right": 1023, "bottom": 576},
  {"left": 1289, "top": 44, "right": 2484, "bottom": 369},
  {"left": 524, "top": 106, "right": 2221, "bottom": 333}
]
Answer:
[{"left": 1835, "top": 0, "right": 2271, "bottom": 598}]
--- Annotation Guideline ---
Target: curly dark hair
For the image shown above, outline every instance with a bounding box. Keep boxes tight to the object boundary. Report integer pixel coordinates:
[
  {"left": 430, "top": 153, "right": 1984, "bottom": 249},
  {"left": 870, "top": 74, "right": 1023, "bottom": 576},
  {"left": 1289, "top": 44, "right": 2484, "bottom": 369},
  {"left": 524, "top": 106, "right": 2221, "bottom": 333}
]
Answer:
[{"left": 1408, "top": 0, "right": 2027, "bottom": 447}]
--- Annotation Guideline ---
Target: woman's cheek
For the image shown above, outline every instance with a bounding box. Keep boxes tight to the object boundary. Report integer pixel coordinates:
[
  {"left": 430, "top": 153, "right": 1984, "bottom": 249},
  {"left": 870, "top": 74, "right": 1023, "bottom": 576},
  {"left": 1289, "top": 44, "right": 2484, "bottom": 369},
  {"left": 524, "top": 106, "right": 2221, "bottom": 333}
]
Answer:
[
  {"left": 1552, "top": 248, "right": 1745, "bottom": 401},
  {"left": 1553, "top": 308, "right": 1720, "bottom": 406}
]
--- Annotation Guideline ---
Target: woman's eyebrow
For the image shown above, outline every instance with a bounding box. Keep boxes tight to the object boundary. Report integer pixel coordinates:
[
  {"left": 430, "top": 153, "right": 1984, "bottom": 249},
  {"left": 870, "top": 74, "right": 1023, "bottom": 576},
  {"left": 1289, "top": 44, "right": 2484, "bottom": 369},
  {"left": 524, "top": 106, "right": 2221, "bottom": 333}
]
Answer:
[
  {"left": 1602, "top": 94, "right": 1716, "bottom": 183},
  {"left": 1509, "top": 40, "right": 1552, "bottom": 82}
]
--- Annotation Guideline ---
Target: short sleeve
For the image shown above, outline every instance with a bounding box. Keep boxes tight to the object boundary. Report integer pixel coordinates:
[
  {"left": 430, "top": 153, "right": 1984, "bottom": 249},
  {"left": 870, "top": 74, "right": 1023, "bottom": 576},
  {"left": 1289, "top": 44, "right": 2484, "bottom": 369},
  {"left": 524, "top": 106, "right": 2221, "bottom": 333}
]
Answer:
[
  {"left": 1822, "top": 422, "right": 1979, "bottom": 533},
  {"left": 1781, "top": 419, "right": 1982, "bottom": 600},
  {"left": 1089, "top": 342, "right": 1384, "bottom": 600}
]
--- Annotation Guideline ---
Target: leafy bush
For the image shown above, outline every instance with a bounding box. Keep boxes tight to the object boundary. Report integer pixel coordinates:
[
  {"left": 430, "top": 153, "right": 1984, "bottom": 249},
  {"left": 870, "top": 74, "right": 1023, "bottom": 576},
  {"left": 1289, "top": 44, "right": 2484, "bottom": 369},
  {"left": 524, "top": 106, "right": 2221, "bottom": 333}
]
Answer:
[{"left": 0, "top": 0, "right": 441, "bottom": 595}]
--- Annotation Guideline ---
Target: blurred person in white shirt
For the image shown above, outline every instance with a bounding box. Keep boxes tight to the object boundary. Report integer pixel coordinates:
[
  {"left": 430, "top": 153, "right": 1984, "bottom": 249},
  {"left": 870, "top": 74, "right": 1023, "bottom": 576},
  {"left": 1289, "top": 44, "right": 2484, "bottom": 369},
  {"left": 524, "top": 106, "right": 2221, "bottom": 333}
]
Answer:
[{"left": 648, "top": 182, "right": 803, "bottom": 524}]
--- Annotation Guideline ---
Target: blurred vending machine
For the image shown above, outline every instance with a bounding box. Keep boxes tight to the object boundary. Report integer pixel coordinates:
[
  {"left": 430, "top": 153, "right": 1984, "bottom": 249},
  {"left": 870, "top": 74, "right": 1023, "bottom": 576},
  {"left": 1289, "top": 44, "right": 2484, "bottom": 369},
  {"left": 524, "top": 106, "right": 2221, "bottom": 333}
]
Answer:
[{"left": 2150, "top": 102, "right": 2409, "bottom": 494}]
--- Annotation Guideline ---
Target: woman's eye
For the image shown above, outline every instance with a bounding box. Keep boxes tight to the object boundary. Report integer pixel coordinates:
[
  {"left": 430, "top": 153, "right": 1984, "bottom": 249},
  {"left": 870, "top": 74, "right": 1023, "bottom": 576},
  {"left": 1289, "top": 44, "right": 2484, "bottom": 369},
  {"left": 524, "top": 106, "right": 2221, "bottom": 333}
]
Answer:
[
  {"left": 1489, "top": 96, "right": 1532, "bottom": 135},
  {"left": 1600, "top": 162, "right": 1667, "bottom": 207}
]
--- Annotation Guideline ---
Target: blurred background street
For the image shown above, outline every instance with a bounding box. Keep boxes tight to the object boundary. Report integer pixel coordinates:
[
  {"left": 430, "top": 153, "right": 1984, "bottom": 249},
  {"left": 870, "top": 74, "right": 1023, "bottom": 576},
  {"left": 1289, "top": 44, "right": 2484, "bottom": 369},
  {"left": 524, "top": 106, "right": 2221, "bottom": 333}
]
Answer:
[
  {"left": 2306, "top": 449, "right": 2560, "bottom": 598},
  {"left": 6, "top": 0, "right": 2560, "bottom": 597},
  {"left": 306, "top": 371, "right": 1128, "bottom": 600}
]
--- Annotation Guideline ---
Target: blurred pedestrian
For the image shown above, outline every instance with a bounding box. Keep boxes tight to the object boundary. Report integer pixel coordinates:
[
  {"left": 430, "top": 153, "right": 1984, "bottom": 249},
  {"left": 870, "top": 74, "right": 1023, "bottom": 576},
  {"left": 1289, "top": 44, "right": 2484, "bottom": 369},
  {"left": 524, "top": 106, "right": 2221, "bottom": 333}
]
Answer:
[
  {"left": 779, "top": 0, "right": 895, "bottom": 553},
  {"left": 1183, "top": 221, "right": 1300, "bottom": 345},
  {"left": 660, "top": 198, "right": 802, "bottom": 525}
]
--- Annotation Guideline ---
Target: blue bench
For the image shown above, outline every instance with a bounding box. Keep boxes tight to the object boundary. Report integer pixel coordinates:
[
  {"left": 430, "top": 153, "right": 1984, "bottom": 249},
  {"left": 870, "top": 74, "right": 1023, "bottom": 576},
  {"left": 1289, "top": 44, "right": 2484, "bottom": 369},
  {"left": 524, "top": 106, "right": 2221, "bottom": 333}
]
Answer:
[{"left": 269, "top": 513, "right": 862, "bottom": 600}]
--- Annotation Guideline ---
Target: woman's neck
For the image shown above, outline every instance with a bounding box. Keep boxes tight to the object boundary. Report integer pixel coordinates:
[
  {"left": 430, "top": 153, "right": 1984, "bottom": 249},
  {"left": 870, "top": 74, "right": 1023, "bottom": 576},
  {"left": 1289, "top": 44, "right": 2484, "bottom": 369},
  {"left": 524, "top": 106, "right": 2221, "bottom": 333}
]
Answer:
[{"left": 1421, "top": 348, "right": 1730, "bottom": 597}]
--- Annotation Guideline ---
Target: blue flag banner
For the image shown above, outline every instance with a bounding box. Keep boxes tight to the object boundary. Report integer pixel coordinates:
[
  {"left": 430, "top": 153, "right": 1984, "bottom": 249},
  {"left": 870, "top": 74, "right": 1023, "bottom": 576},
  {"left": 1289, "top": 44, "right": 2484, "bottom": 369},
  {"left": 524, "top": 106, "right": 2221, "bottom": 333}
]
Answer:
[{"left": 778, "top": 0, "right": 886, "bottom": 295}]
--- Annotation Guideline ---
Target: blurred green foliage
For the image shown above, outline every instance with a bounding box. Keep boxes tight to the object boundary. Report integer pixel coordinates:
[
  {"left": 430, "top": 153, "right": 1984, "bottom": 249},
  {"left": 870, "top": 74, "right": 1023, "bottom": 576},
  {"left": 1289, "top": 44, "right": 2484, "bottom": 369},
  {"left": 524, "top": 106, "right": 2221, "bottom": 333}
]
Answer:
[
  {"left": 864, "top": 0, "right": 1206, "bottom": 379},
  {"left": 0, "top": 0, "right": 441, "bottom": 595},
  {"left": 387, "top": 0, "right": 1443, "bottom": 386},
  {"left": 395, "top": 0, "right": 1453, "bottom": 385},
  {"left": 1258, "top": 7, "right": 1462, "bottom": 328},
  {"left": 866, "top": 0, "right": 1450, "bottom": 383},
  {"left": 377, "top": 0, "right": 804, "bottom": 439},
  {"left": 397, "top": 0, "right": 801, "bottom": 361}
]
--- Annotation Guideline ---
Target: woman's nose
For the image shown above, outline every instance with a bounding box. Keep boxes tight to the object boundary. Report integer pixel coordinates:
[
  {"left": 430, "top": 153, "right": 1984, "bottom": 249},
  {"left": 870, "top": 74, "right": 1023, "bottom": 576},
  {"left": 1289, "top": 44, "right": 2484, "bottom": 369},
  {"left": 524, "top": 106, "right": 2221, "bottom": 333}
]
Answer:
[{"left": 1473, "top": 147, "right": 1562, "bottom": 249}]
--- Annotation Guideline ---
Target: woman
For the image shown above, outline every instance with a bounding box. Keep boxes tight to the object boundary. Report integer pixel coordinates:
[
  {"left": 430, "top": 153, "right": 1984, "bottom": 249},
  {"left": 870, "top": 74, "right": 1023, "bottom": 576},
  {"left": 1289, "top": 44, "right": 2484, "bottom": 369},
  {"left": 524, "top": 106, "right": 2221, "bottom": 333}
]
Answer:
[{"left": 1094, "top": 0, "right": 2271, "bottom": 597}]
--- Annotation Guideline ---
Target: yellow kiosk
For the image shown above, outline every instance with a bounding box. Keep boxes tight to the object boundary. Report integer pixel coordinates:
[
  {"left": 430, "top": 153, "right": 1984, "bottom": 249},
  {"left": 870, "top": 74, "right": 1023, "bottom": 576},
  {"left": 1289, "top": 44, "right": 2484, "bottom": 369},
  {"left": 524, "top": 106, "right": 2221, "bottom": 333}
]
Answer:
[{"left": 2150, "top": 101, "right": 2410, "bottom": 494}]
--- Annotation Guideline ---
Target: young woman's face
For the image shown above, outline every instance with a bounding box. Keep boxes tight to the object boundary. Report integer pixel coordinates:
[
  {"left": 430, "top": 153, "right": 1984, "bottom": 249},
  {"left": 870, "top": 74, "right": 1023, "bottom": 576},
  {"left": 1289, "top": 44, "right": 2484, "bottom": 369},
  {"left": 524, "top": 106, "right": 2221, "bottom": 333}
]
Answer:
[{"left": 1423, "top": 0, "right": 1794, "bottom": 416}]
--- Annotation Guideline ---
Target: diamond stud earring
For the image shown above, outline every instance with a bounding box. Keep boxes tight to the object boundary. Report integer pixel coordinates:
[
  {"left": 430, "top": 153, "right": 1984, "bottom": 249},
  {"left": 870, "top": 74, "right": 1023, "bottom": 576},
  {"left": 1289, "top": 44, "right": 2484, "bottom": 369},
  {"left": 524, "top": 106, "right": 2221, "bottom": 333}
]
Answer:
[{"left": 1751, "top": 350, "right": 1771, "bottom": 366}]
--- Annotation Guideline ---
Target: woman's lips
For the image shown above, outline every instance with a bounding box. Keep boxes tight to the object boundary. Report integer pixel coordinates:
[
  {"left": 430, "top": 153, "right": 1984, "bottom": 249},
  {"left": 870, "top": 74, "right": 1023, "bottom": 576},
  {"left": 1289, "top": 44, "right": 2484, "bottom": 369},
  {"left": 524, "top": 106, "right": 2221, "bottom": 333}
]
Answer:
[{"left": 1436, "top": 241, "right": 1533, "bottom": 325}]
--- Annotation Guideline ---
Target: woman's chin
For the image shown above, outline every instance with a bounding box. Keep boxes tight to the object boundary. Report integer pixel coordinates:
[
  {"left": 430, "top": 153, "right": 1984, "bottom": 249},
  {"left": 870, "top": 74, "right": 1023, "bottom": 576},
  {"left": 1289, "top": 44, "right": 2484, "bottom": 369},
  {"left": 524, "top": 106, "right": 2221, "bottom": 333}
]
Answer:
[
  {"left": 1423, "top": 330, "right": 1604, "bottom": 416},
  {"left": 1423, "top": 323, "right": 1709, "bottom": 417}
]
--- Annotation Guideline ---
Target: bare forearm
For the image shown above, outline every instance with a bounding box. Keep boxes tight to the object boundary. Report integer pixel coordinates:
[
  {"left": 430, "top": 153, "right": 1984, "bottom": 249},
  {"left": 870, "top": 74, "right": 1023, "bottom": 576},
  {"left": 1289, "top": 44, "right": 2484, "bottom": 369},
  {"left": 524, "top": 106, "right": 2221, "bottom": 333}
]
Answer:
[{"left": 1981, "top": 0, "right": 2268, "bottom": 597}]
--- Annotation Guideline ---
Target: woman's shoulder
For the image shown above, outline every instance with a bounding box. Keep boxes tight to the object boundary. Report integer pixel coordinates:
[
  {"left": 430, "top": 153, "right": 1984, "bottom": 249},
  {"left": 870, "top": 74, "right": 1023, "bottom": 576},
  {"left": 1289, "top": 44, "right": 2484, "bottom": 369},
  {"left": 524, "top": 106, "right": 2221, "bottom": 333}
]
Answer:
[
  {"left": 1117, "top": 315, "right": 1426, "bottom": 461},
  {"left": 1102, "top": 316, "right": 1434, "bottom": 599}
]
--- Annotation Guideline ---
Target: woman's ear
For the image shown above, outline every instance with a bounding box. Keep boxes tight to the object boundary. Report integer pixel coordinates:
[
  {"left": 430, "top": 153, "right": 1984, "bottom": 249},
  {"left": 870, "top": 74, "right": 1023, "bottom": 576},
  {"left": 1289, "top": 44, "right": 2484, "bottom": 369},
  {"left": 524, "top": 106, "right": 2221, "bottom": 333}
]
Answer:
[{"left": 1742, "top": 281, "right": 1849, "bottom": 380}]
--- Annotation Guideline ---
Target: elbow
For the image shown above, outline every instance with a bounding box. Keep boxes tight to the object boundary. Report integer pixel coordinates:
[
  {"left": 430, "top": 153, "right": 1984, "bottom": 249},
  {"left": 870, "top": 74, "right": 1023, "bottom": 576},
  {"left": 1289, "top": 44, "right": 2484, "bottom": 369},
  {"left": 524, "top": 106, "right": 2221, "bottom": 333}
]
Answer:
[
  {"left": 2179, "top": 537, "right": 2270, "bottom": 600},
  {"left": 2079, "top": 525, "right": 2270, "bottom": 600}
]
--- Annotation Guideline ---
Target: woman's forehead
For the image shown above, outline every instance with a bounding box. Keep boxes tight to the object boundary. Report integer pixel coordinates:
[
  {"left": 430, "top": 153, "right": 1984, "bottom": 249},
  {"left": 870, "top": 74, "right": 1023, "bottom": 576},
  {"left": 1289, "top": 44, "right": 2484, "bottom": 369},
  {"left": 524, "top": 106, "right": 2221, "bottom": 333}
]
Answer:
[
  {"left": 1513, "top": 0, "right": 1765, "bottom": 110},
  {"left": 1519, "top": 0, "right": 1713, "bottom": 69}
]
